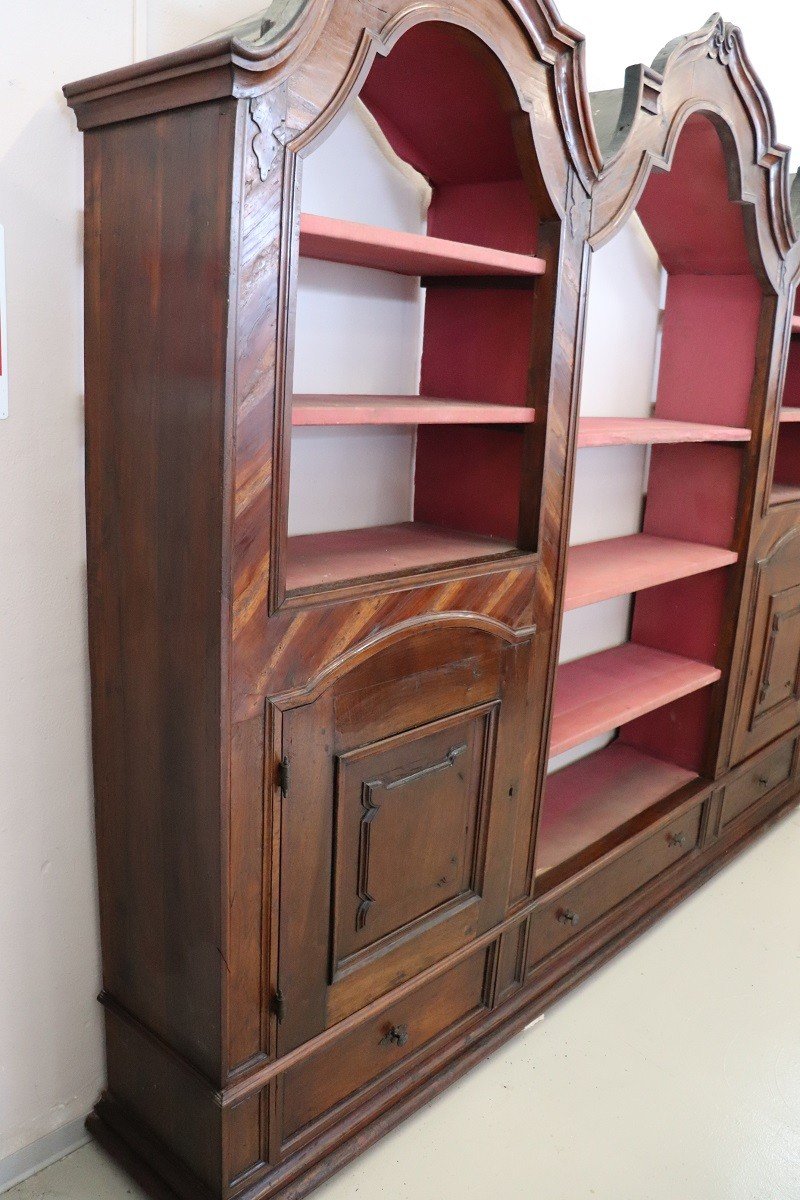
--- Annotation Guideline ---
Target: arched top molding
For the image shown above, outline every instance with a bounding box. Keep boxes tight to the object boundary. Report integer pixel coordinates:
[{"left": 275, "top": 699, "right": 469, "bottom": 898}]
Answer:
[
  {"left": 588, "top": 13, "right": 795, "bottom": 282},
  {"left": 271, "top": 611, "right": 536, "bottom": 710},
  {"left": 64, "top": 0, "right": 602, "bottom": 208}
]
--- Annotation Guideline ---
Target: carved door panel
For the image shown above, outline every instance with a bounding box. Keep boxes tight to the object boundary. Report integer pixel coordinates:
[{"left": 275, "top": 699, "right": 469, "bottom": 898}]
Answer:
[
  {"left": 274, "top": 624, "right": 535, "bottom": 1054},
  {"left": 732, "top": 526, "right": 800, "bottom": 762}
]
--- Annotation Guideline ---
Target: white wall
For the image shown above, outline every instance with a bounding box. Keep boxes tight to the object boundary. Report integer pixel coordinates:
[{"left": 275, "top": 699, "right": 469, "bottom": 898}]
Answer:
[
  {"left": 289, "top": 108, "right": 426, "bottom": 535},
  {"left": 0, "top": 0, "right": 798, "bottom": 1184},
  {"left": 0, "top": 1, "right": 134, "bottom": 1177}
]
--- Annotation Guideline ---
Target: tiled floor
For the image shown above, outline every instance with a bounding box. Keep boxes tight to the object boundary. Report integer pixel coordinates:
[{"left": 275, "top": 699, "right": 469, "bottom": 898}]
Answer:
[{"left": 10, "top": 805, "right": 800, "bottom": 1200}]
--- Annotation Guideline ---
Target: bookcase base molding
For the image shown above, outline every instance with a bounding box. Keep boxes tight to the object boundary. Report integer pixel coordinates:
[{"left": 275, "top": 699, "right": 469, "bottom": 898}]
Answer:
[{"left": 63, "top": 3, "right": 800, "bottom": 1199}]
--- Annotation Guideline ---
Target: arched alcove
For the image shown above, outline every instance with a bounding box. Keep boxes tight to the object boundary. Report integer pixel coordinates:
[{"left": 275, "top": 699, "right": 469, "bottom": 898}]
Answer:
[
  {"left": 285, "top": 20, "right": 554, "bottom": 592},
  {"left": 537, "top": 112, "right": 767, "bottom": 889}
]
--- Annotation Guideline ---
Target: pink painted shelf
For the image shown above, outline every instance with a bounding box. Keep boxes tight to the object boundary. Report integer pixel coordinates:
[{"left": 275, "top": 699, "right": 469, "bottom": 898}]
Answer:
[
  {"left": 771, "top": 483, "right": 800, "bottom": 505},
  {"left": 779, "top": 407, "right": 800, "bottom": 422},
  {"left": 792, "top": 315, "right": 800, "bottom": 334},
  {"left": 577, "top": 416, "right": 751, "bottom": 447},
  {"left": 299, "top": 214, "right": 546, "bottom": 278},
  {"left": 285, "top": 522, "right": 519, "bottom": 591},
  {"left": 550, "top": 642, "right": 721, "bottom": 758},
  {"left": 292, "top": 395, "right": 536, "bottom": 426},
  {"left": 564, "top": 533, "right": 737, "bottom": 610},
  {"left": 537, "top": 742, "right": 697, "bottom": 878}
]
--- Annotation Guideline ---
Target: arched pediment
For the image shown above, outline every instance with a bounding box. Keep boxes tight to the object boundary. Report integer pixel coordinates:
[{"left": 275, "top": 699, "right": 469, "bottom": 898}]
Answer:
[{"left": 588, "top": 13, "right": 794, "bottom": 282}]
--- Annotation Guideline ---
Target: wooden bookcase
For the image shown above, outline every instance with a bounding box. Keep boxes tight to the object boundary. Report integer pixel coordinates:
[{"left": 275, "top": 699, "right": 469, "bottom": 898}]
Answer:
[{"left": 64, "top": 7, "right": 800, "bottom": 1200}]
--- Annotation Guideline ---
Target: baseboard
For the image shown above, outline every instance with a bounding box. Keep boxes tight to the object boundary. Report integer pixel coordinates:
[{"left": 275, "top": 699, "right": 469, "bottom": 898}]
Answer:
[{"left": 0, "top": 1117, "right": 91, "bottom": 1194}]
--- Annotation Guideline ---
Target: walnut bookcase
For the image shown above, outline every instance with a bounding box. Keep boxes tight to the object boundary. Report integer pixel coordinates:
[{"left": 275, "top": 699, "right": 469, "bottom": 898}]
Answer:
[{"left": 64, "top": 7, "right": 800, "bottom": 1200}]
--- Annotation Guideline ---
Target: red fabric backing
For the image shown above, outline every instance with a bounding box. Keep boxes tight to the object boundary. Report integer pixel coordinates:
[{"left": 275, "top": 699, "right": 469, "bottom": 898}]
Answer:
[
  {"left": 654, "top": 275, "right": 761, "bottom": 429},
  {"left": 414, "top": 426, "right": 524, "bottom": 541},
  {"left": 636, "top": 114, "right": 753, "bottom": 274},
  {"left": 361, "top": 23, "right": 522, "bottom": 184},
  {"left": 620, "top": 688, "right": 713, "bottom": 774},
  {"left": 642, "top": 443, "right": 742, "bottom": 548},
  {"left": 414, "top": 178, "right": 537, "bottom": 541},
  {"left": 774, "top": 423, "right": 800, "bottom": 486},
  {"left": 631, "top": 570, "right": 730, "bottom": 666},
  {"left": 426, "top": 180, "right": 539, "bottom": 255},
  {"left": 783, "top": 339, "right": 800, "bottom": 408},
  {"left": 414, "top": 280, "right": 535, "bottom": 540}
]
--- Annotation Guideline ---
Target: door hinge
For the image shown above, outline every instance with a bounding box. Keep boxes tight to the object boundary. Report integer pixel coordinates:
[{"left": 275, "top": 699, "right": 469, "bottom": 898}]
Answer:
[
  {"left": 271, "top": 987, "right": 286, "bottom": 1024},
  {"left": 278, "top": 756, "right": 290, "bottom": 797}
]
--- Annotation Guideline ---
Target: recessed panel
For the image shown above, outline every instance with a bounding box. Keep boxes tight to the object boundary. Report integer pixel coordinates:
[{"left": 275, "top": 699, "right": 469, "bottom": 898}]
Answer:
[
  {"left": 331, "top": 706, "right": 496, "bottom": 976},
  {"left": 751, "top": 584, "right": 800, "bottom": 726}
]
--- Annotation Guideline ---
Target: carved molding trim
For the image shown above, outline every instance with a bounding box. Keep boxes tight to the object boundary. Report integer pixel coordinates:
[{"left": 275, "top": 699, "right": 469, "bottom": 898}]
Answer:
[{"left": 707, "top": 17, "right": 737, "bottom": 66}]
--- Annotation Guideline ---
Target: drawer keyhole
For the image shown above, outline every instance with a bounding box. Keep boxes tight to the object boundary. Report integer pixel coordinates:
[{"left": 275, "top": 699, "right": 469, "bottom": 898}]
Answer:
[
  {"left": 557, "top": 908, "right": 580, "bottom": 926},
  {"left": 381, "top": 1024, "right": 409, "bottom": 1048}
]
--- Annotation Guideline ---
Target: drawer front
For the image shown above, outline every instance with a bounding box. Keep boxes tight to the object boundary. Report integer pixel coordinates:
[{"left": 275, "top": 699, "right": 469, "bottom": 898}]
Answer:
[
  {"left": 527, "top": 805, "right": 703, "bottom": 970},
  {"left": 720, "top": 740, "right": 796, "bottom": 831},
  {"left": 281, "top": 948, "right": 490, "bottom": 1146}
]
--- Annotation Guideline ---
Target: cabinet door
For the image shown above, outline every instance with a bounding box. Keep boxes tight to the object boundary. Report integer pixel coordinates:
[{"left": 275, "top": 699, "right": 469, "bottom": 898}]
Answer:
[
  {"left": 732, "top": 526, "right": 800, "bottom": 762},
  {"left": 274, "top": 624, "right": 534, "bottom": 1053}
]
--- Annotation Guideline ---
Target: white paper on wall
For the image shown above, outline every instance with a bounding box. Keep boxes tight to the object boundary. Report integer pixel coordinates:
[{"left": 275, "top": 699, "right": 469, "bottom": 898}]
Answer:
[{"left": 0, "top": 227, "right": 7, "bottom": 419}]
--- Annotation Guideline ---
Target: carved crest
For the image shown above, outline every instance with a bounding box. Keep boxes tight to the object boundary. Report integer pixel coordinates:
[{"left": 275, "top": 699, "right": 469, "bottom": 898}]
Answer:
[{"left": 707, "top": 16, "right": 738, "bottom": 65}]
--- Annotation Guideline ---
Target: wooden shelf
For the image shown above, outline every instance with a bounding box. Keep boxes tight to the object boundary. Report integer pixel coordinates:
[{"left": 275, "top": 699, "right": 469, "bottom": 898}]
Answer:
[
  {"left": 779, "top": 407, "right": 800, "bottom": 422},
  {"left": 292, "top": 395, "right": 536, "bottom": 426},
  {"left": 577, "top": 416, "right": 751, "bottom": 447},
  {"left": 285, "top": 522, "right": 519, "bottom": 591},
  {"left": 299, "top": 214, "right": 546, "bottom": 279},
  {"left": 771, "top": 483, "right": 800, "bottom": 505},
  {"left": 537, "top": 743, "right": 697, "bottom": 879},
  {"left": 550, "top": 643, "right": 721, "bottom": 758},
  {"left": 565, "top": 533, "right": 737, "bottom": 610}
]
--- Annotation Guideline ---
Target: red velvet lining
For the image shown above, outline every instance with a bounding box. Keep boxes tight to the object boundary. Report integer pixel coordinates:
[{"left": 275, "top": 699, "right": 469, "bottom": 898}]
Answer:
[
  {"left": 631, "top": 570, "right": 730, "bottom": 667},
  {"left": 654, "top": 275, "right": 761, "bottom": 429},
  {"left": 642, "top": 444, "right": 742, "bottom": 549},
  {"left": 414, "top": 426, "right": 524, "bottom": 542},
  {"left": 636, "top": 114, "right": 753, "bottom": 274},
  {"left": 426, "top": 180, "right": 539, "bottom": 256},
  {"left": 361, "top": 23, "right": 523, "bottom": 184},
  {"left": 775, "top": 423, "right": 800, "bottom": 486},
  {"left": 620, "top": 688, "right": 713, "bottom": 775}
]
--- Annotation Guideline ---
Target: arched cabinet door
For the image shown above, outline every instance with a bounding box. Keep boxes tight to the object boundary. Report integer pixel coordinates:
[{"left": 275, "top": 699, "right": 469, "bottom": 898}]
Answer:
[
  {"left": 732, "top": 525, "right": 800, "bottom": 762},
  {"left": 271, "top": 622, "right": 536, "bottom": 1055}
]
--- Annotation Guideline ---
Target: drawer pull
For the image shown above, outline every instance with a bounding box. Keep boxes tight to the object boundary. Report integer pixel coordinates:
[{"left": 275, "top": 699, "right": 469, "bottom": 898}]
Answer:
[
  {"left": 557, "top": 908, "right": 580, "bottom": 926},
  {"left": 667, "top": 831, "right": 687, "bottom": 847},
  {"left": 757, "top": 775, "right": 770, "bottom": 788},
  {"left": 381, "top": 1024, "right": 409, "bottom": 1048}
]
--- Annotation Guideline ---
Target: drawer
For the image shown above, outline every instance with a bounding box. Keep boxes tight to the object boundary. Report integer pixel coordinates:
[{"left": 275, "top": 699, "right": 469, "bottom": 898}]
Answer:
[
  {"left": 527, "top": 805, "right": 703, "bottom": 969},
  {"left": 719, "top": 740, "right": 796, "bottom": 832},
  {"left": 281, "top": 948, "right": 489, "bottom": 1145}
]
